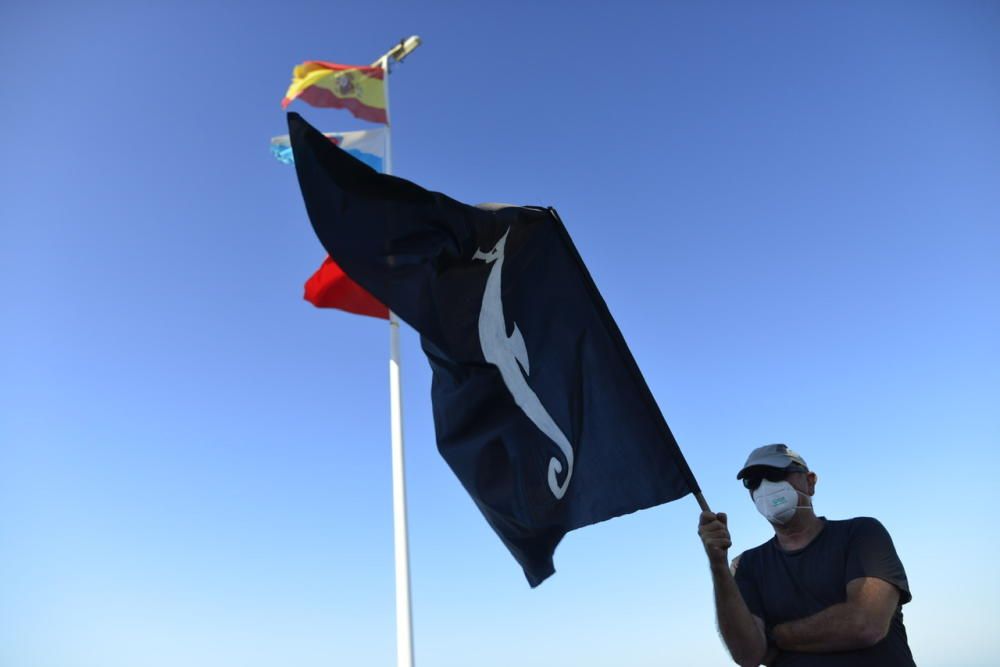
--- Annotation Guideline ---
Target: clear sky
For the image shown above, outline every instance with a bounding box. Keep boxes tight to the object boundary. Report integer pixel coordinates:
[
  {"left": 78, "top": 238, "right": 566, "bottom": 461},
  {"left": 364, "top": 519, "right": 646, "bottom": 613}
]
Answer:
[{"left": 2, "top": 2, "right": 998, "bottom": 666}]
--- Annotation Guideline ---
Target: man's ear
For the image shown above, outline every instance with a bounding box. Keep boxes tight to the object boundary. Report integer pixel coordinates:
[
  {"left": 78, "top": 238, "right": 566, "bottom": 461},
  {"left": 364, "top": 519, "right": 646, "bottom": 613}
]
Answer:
[{"left": 806, "top": 471, "right": 818, "bottom": 496}]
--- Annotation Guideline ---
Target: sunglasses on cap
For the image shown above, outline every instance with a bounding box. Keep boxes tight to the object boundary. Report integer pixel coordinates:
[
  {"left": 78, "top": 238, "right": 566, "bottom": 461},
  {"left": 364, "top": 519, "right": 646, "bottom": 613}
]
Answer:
[{"left": 742, "top": 467, "right": 798, "bottom": 491}]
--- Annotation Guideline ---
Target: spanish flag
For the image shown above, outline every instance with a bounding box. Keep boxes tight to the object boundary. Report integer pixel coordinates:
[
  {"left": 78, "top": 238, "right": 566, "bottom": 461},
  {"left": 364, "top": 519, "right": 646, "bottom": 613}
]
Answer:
[{"left": 281, "top": 61, "right": 387, "bottom": 124}]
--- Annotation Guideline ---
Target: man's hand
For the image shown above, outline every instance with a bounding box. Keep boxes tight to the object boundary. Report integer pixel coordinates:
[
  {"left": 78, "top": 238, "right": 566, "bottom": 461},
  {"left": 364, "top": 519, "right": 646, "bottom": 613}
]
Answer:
[{"left": 698, "top": 510, "right": 732, "bottom": 564}]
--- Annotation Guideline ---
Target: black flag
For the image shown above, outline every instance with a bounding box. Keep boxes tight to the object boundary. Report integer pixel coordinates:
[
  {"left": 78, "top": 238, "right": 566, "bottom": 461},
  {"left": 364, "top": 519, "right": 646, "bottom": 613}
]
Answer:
[{"left": 288, "top": 112, "right": 700, "bottom": 586}]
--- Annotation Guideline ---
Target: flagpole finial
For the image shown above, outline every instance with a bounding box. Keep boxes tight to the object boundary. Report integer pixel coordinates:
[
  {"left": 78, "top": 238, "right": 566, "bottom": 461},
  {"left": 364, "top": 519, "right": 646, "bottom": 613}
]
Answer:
[{"left": 372, "top": 35, "right": 422, "bottom": 69}]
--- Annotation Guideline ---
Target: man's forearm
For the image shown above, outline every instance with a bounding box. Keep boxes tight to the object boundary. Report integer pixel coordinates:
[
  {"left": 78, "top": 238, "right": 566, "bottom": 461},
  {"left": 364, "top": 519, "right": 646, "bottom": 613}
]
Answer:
[
  {"left": 772, "top": 602, "right": 883, "bottom": 652},
  {"left": 710, "top": 559, "right": 767, "bottom": 666}
]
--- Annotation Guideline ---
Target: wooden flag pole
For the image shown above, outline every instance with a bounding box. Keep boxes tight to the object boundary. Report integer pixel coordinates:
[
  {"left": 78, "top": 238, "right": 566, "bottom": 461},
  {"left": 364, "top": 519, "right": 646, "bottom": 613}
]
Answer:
[{"left": 694, "top": 491, "right": 711, "bottom": 513}]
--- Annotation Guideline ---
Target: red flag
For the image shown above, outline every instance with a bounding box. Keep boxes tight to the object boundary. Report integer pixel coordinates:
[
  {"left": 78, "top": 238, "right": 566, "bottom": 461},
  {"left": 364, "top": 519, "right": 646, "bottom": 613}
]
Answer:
[{"left": 304, "top": 256, "right": 389, "bottom": 319}]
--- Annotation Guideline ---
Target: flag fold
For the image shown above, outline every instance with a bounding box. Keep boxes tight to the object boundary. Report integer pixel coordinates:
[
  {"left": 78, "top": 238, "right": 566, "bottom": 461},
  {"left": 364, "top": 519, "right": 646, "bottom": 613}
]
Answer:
[
  {"left": 287, "top": 112, "right": 698, "bottom": 586},
  {"left": 271, "top": 128, "right": 389, "bottom": 317}
]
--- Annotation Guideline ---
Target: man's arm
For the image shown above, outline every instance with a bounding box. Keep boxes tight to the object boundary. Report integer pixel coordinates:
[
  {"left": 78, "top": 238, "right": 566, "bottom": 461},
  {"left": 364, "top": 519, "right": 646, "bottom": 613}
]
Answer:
[
  {"left": 699, "top": 511, "right": 768, "bottom": 667},
  {"left": 771, "top": 577, "right": 900, "bottom": 652}
]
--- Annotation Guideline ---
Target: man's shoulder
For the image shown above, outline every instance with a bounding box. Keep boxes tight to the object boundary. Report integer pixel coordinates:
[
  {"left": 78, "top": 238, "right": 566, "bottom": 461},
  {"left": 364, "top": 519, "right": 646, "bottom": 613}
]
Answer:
[
  {"left": 821, "top": 517, "right": 897, "bottom": 551},
  {"left": 837, "top": 515, "right": 883, "bottom": 526},
  {"left": 835, "top": 516, "right": 889, "bottom": 535}
]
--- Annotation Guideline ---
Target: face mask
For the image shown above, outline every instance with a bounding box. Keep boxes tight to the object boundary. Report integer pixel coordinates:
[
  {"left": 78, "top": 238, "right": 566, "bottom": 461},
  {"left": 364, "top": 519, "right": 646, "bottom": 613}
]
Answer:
[{"left": 752, "top": 479, "right": 811, "bottom": 525}]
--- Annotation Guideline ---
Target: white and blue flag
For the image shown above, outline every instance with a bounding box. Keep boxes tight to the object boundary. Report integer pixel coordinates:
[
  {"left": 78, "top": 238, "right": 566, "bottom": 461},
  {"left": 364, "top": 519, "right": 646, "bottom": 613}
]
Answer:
[{"left": 271, "top": 127, "right": 386, "bottom": 172}]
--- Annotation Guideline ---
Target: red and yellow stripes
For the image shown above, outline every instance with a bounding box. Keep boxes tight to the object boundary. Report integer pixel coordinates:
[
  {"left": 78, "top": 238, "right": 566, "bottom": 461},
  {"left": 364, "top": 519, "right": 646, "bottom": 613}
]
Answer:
[{"left": 281, "top": 61, "right": 387, "bottom": 124}]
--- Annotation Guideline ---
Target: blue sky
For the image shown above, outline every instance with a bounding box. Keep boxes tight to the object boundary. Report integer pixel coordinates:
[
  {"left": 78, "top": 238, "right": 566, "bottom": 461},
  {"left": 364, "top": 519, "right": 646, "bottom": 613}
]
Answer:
[{"left": 2, "top": 2, "right": 998, "bottom": 666}]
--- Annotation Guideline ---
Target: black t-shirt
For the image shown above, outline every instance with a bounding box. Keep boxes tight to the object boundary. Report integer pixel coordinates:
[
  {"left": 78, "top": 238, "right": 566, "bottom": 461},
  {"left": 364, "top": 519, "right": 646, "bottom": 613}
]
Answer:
[{"left": 734, "top": 517, "right": 915, "bottom": 666}]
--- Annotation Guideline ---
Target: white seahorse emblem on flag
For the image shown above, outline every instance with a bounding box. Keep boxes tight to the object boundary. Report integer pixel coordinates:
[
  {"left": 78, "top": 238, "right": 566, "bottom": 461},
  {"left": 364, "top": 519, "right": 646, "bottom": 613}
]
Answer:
[{"left": 473, "top": 228, "right": 575, "bottom": 499}]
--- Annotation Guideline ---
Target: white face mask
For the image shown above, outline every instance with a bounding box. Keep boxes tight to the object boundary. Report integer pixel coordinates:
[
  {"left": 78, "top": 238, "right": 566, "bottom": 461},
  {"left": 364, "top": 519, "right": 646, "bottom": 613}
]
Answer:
[{"left": 752, "top": 479, "right": 811, "bottom": 525}]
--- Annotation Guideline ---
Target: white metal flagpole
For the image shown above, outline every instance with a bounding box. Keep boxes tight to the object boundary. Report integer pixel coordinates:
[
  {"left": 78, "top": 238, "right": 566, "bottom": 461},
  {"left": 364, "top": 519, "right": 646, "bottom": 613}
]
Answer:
[
  {"left": 388, "top": 314, "right": 414, "bottom": 667},
  {"left": 380, "top": 47, "right": 415, "bottom": 667}
]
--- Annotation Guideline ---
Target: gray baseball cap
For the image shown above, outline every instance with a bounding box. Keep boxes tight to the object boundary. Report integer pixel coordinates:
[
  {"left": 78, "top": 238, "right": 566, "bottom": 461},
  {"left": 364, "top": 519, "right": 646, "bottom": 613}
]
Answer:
[{"left": 736, "top": 443, "right": 809, "bottom": 480}]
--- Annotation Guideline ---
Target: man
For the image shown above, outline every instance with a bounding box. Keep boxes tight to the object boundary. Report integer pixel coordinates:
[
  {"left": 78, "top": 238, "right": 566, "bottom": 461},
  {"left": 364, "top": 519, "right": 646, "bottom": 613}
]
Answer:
[{"left": 697, "top": 444, "right": 916, "bottom": 666}]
